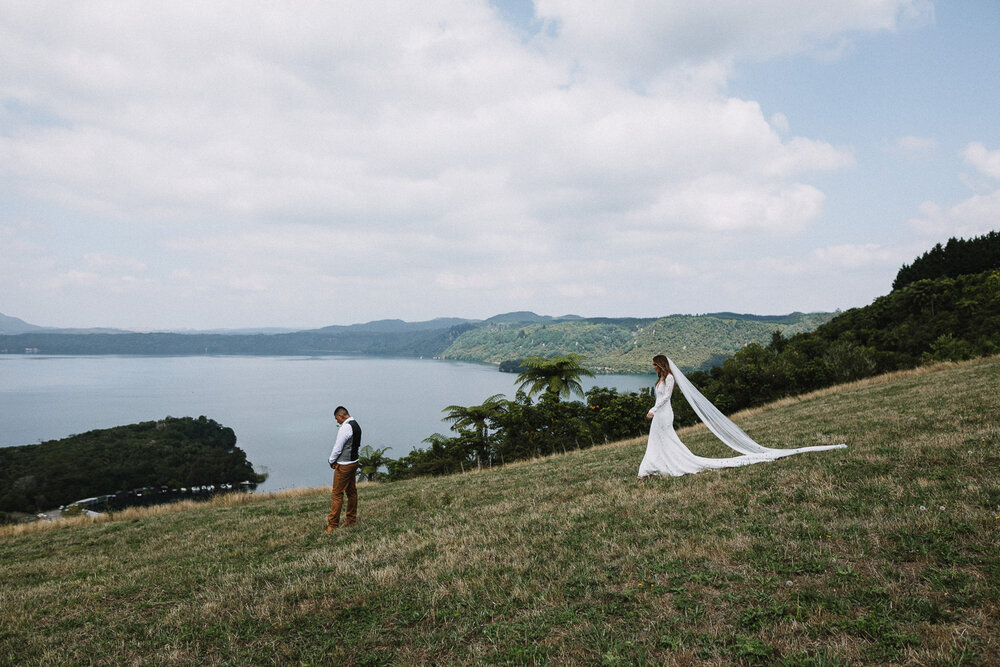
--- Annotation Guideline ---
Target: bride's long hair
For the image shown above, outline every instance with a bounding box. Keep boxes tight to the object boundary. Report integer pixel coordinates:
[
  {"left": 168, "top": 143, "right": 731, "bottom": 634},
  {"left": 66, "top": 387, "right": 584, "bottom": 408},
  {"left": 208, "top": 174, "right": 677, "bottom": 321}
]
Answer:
[{"left": 653, "top": 354, "right": 671, "bottom": 385}]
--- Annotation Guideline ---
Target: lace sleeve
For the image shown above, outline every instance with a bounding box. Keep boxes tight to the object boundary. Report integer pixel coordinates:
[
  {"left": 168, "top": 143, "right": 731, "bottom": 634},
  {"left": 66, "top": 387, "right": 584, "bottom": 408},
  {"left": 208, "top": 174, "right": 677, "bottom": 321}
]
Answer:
[{"left": 649, "top": 375, "right": 674, "bottom": 414}]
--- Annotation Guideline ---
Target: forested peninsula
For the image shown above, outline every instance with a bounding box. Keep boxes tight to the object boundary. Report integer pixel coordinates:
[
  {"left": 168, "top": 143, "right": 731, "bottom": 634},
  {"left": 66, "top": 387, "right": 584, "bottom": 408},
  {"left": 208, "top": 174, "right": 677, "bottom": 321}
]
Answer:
[{"left": 0, "top": 417, "right": 266, "bottom": 518}]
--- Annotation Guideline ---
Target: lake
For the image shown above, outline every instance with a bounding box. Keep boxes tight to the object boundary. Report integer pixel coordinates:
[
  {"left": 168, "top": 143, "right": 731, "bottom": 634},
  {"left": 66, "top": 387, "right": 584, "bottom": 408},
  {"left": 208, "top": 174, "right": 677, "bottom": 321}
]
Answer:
[{"left": 0, "top": 355, "right": 652, "bottom": 491}]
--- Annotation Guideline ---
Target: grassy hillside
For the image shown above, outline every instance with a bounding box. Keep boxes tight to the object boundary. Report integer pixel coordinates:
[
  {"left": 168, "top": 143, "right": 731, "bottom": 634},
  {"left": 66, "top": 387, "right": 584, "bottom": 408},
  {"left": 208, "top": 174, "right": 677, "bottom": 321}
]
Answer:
[
  {"left": 2, "top": 356, "right": 998, "bottom": 665},
  {"left": 441, "top": 312, "right": 834, "bottom": 372}
]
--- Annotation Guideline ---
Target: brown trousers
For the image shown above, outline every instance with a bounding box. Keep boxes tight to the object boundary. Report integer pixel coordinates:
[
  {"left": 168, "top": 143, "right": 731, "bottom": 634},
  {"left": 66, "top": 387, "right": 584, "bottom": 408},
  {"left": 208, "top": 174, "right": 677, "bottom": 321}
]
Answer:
[{"left": 327, "top": 462, "right": 359, "bottom": 528}]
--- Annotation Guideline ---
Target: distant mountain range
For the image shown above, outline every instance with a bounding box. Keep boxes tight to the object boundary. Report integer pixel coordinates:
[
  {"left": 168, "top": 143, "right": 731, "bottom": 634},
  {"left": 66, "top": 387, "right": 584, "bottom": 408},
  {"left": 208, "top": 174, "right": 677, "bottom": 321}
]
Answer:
[
  {"left": 0, "top": 312, "right": 130, "bottom": 335},
  {"left": 0, "top": 310, "right": 836, "bottom": 372},
  {"left": 0, "top": 312, "right": 480, "bottom": 336}
]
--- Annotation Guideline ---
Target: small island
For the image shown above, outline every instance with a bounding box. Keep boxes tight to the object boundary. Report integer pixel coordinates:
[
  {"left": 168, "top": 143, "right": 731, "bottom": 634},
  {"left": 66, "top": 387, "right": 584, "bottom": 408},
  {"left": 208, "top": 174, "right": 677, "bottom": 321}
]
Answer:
[{"left": 0, "top": 416, "right": 267, "bottom": 523}]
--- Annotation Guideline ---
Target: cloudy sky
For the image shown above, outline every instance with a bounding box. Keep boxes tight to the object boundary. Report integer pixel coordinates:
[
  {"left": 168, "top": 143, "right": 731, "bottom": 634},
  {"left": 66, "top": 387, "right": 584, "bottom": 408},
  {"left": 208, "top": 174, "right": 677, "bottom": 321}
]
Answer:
[{"left": 2, "top": 1, "right": 999, "bottom": 330}]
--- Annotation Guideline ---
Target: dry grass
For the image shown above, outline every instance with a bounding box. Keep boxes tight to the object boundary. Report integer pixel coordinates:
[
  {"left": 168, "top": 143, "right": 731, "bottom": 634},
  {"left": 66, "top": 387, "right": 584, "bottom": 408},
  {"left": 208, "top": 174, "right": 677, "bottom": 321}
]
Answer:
[
  {"left": 2, "top": 355, "right": 999, "bottom": 665},
  {"left": 0, "top": 485, "right": 340, "bottom": 538}
]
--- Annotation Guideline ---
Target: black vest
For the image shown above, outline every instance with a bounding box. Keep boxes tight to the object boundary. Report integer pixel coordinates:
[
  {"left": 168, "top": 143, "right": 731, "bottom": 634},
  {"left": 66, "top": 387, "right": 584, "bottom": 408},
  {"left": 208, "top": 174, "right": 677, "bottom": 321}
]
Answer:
[{"left": 343, "top": 419, "right": 362, "bottom": 461}]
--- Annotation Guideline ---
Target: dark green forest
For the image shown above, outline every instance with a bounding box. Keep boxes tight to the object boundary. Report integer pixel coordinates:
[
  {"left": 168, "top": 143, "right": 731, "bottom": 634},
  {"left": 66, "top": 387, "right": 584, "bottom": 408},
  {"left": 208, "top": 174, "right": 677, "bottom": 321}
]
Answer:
[
  {"left": 893, "top": 229, "right": 1000, "bottom": 289},
  {"left": 0, "top": 416, "right": 266, "bottom": 516}
]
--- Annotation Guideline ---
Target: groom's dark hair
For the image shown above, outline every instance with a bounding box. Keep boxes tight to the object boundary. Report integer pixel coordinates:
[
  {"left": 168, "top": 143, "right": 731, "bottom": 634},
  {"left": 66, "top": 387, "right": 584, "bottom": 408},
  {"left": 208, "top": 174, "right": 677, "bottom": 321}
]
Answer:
[{"left": 334, "top": 406, "right": 349, "bottom": 418}]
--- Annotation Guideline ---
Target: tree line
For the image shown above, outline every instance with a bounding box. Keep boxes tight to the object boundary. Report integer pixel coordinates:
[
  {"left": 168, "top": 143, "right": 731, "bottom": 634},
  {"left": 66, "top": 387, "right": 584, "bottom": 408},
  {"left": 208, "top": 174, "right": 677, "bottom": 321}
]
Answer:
[
  {"left": 893, "top": 230, "right": 1000, "bottom": 289},
  {"left": 361, "top": 354, "right": 655, "bottom": 481}
]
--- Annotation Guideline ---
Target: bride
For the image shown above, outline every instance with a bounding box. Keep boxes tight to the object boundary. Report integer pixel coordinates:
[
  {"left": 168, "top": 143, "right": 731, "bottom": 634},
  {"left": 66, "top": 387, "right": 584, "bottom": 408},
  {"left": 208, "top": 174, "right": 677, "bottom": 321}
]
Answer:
[{"left": 638, "top": 355, "right": 846, "bottom": 478}]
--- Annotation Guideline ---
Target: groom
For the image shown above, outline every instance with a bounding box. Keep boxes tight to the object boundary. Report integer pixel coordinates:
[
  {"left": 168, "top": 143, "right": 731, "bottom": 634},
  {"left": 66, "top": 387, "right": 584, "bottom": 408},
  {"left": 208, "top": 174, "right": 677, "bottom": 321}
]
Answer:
[{"left": 326, "top": 405, "right": 361, "bottom": 533}]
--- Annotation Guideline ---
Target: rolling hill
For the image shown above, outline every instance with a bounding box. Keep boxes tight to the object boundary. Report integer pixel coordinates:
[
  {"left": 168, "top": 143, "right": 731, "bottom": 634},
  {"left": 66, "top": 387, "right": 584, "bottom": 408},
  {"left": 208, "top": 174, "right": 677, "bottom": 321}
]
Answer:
[{"left": 441, "top": 311, "right": 835, "bottom": 372}]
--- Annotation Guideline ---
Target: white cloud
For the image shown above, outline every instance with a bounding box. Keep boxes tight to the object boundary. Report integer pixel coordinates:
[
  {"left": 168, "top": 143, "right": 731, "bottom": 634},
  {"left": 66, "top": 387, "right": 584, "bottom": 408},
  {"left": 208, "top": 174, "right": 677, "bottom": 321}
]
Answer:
[
  {"left": 771, "top": 113, "right": 791, "bottom": 134},
  {"left": 0, "top": 2, "right": 859, "bottom": 226},
  {"left": 0, "top": 1, "right": 936, "bottom": 327},
  {"left": 532, "top": 0, "right": 932, "bottom": 82},
  {"left": 636, "top": 178, "right": 827, "bottom": 233},
  {"left": 734, "top": 242, "right": 908, "bottom": 279},
  {"left": 808, "top": 243, "right": 910, "bottom": 271},
  {"left": 907, "top": 192, "right": 1000, "bottom": 239},
  {"left": 963, "top": 142, "right": 1000, "bottom": 181},
  {"left": 904, "top": 142, "right": 1000, "bottom": 240}
]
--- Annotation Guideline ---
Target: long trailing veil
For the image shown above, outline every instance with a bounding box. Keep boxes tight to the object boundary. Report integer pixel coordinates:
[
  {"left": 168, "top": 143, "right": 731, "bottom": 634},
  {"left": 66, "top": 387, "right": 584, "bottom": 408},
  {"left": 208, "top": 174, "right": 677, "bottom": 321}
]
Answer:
[{"left": 666, "top": 358, "right": 847, "bottom": 458}]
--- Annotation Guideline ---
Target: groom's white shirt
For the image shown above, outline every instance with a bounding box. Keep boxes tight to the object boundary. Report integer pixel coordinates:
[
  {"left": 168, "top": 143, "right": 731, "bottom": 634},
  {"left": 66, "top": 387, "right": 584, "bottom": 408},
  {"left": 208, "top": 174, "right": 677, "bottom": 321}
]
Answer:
[{"left": 329, "top": 417, "right": 359, "bottom": 465}]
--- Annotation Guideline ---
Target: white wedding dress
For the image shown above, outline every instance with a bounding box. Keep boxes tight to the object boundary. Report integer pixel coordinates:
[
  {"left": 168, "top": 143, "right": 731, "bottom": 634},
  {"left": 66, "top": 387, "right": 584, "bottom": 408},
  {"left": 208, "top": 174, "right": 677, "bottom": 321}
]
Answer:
[{"left": 638, "top": 358, "right": 846, "bottom": 478}]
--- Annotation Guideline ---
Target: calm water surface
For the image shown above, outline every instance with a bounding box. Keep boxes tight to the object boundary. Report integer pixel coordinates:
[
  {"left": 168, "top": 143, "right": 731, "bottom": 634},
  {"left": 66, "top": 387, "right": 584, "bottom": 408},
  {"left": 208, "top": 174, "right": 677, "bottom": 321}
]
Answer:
[{"left": 0, "top": 355, "right": 652, "bottom": 491}]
